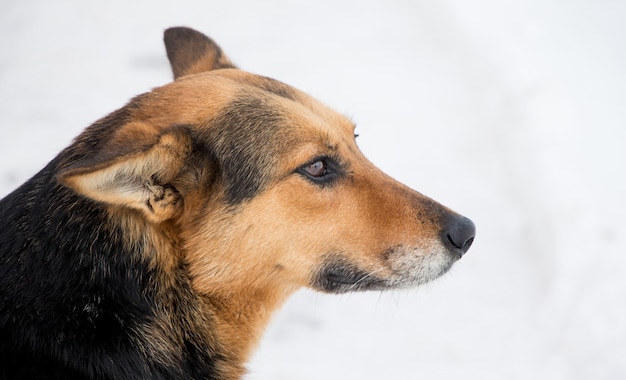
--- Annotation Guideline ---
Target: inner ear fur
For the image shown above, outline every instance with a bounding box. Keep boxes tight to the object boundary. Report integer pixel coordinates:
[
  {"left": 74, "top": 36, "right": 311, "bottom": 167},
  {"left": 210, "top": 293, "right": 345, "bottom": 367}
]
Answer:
[
  {"left": 58, "top": 125, "right": 194, "bottom": 223},
  {"left": 164, "top": 26, "right": 236, "bottom": 79}
]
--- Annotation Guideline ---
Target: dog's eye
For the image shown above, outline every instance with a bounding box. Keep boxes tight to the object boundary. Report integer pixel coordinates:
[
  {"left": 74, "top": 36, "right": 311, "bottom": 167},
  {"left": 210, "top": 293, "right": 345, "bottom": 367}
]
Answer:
[
  {"left": 303, "top": 160, "right": 327, "bottom": 178},
  {"left": 297, "top": 157, "right": 341, "bottom": 185}
]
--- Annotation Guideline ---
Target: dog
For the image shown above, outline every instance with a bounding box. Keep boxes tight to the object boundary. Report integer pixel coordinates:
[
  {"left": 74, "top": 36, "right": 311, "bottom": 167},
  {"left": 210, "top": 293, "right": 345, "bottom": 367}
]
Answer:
[{"left": 0, "top": 27, "right": 475, "bottom": 379}]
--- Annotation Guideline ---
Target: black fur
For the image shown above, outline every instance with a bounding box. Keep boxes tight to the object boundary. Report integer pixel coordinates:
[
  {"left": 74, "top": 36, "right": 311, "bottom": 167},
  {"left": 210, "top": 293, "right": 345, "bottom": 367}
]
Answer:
[
  {"left": 313, "top": 256, "right": 388, "bottom": 293},
  {"left": 0, "top": 122, "right": 222, "bottom": 379}
]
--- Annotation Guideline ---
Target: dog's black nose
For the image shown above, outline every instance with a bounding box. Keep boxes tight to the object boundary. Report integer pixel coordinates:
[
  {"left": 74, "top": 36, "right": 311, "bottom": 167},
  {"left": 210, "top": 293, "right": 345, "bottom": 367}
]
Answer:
[{"left": 442, "top": 215, "right": 475, "bottom": 258}]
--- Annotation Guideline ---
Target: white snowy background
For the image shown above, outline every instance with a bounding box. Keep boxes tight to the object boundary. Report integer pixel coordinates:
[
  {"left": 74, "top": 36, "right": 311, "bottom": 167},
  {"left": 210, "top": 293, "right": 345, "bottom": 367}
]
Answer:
[{"left": 1, "top": 1, "right": 625, "bottom": 379}]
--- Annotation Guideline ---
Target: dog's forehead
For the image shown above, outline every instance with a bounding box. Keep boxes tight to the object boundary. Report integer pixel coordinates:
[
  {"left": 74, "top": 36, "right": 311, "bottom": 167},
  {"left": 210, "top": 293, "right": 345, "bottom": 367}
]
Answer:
[{"left": 147, "top": 69, "right": 355, "bottom": 139}]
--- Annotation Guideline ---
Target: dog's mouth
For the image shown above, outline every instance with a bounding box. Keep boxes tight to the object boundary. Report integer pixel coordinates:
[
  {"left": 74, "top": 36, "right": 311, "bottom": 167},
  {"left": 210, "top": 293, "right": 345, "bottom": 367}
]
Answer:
[
  {"left": 312, "top": 247, "right": 458, "bottom": 294},
  {"left": 312, "top": 258, "right": 389, "bottom": 293}
]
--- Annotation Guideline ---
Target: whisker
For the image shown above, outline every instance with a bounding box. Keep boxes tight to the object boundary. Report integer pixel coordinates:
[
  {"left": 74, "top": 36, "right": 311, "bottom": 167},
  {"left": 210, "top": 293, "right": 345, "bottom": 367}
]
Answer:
[{"left": 353, "top": 268, "right": 388, "bottom": 287}]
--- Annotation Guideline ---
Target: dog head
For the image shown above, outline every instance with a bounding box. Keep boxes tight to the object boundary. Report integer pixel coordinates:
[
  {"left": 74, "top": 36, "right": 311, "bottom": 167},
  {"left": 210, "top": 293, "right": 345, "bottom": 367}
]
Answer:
[{"left": 57, "top": 27, "right": 475, "bottom": 300}]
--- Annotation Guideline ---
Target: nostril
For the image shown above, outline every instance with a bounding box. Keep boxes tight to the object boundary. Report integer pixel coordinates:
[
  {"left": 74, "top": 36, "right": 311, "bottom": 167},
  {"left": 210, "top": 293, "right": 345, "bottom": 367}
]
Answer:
[
  {"left": 462, "top": 236, "right": 474, "bottom": 251},
  {"left": 443, "top": 216, "right": 476, "bottom": 257},
  {"left": 447, "top": 233, "right": 460, "bottom": 249},
  {"left": 447, "top": 233, "right": 474, "bottom": 251}
]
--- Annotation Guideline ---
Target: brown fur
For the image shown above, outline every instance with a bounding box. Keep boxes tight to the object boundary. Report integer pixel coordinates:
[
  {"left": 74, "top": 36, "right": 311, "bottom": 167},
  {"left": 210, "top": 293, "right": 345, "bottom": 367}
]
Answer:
[{"left": 1, "top": 27, "right": 474, "bottom": 379}]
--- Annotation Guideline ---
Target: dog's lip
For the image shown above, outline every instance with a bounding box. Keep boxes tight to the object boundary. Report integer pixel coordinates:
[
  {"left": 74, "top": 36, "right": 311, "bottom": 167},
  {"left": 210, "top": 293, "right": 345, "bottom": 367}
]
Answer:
[
  {"left": 314, "top": 259, "right": 390, "bottom": 293},
  {"left": 325, "top": 269, "right": 363, "bottom": 286},
  {"left": 322, "top": 272, "right": 386, "bottom": 293}
]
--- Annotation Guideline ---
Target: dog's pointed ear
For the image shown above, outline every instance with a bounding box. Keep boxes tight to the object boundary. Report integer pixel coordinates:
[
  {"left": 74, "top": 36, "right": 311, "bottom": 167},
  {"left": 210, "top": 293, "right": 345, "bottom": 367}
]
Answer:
[
  {"left": 57, "top": 125, "right": 195, "bottom": 223},
  {"left": 164, "top": 27, "right": 236, "bottom": 79}
]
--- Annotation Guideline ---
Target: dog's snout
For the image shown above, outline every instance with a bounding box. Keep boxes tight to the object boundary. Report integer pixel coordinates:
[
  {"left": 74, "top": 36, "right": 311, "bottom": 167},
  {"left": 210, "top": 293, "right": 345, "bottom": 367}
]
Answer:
[{"left": 442, "top": 215, "right": 475, "bottom": 258}]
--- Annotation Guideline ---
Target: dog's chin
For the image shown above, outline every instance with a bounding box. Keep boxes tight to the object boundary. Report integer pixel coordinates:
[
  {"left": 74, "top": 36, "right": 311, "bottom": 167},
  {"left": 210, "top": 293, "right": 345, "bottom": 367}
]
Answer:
[{"left": 312, "top": 251, "right": 457, "bottom": 294}]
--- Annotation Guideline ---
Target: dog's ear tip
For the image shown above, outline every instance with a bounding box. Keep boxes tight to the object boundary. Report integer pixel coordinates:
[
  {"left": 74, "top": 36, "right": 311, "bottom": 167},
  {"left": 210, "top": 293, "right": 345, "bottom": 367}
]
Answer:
[
  {"left": 164, "top": 26, "right": 190, "bottom": 34},
  {"left": 163, "top": 26, "right": 205, "bottom": 45},
  {"left": 163, "top": 26, "right": 236, "bottom": 79},
  {"left": 54, "top": 171, "right": 69, "bottom": 187}
]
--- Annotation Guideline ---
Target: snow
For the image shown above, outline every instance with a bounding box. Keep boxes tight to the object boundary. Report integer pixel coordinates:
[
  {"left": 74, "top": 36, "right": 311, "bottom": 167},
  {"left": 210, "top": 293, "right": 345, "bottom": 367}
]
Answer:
[{"left": 1, "top": 1, "right": 625, "bottom": 379}]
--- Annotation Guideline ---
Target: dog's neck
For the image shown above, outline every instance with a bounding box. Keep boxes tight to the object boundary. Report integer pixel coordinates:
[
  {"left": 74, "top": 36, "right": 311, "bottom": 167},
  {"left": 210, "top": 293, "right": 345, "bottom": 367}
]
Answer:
[
  {"left": 136, "top": 216, "right": 297, "bottom": 378},
  {"left": 171, "top": 202, "right": 302, "bottom": 376},
  {"left": 199, "top": 277, "right": 297, "bottom": 374}
]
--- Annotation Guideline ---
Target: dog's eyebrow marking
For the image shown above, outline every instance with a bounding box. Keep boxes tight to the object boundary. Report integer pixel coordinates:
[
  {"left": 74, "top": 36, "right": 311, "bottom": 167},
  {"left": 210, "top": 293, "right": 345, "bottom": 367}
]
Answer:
[{"left": 203, "top": 93, "right": 302, "bottom": 203}]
